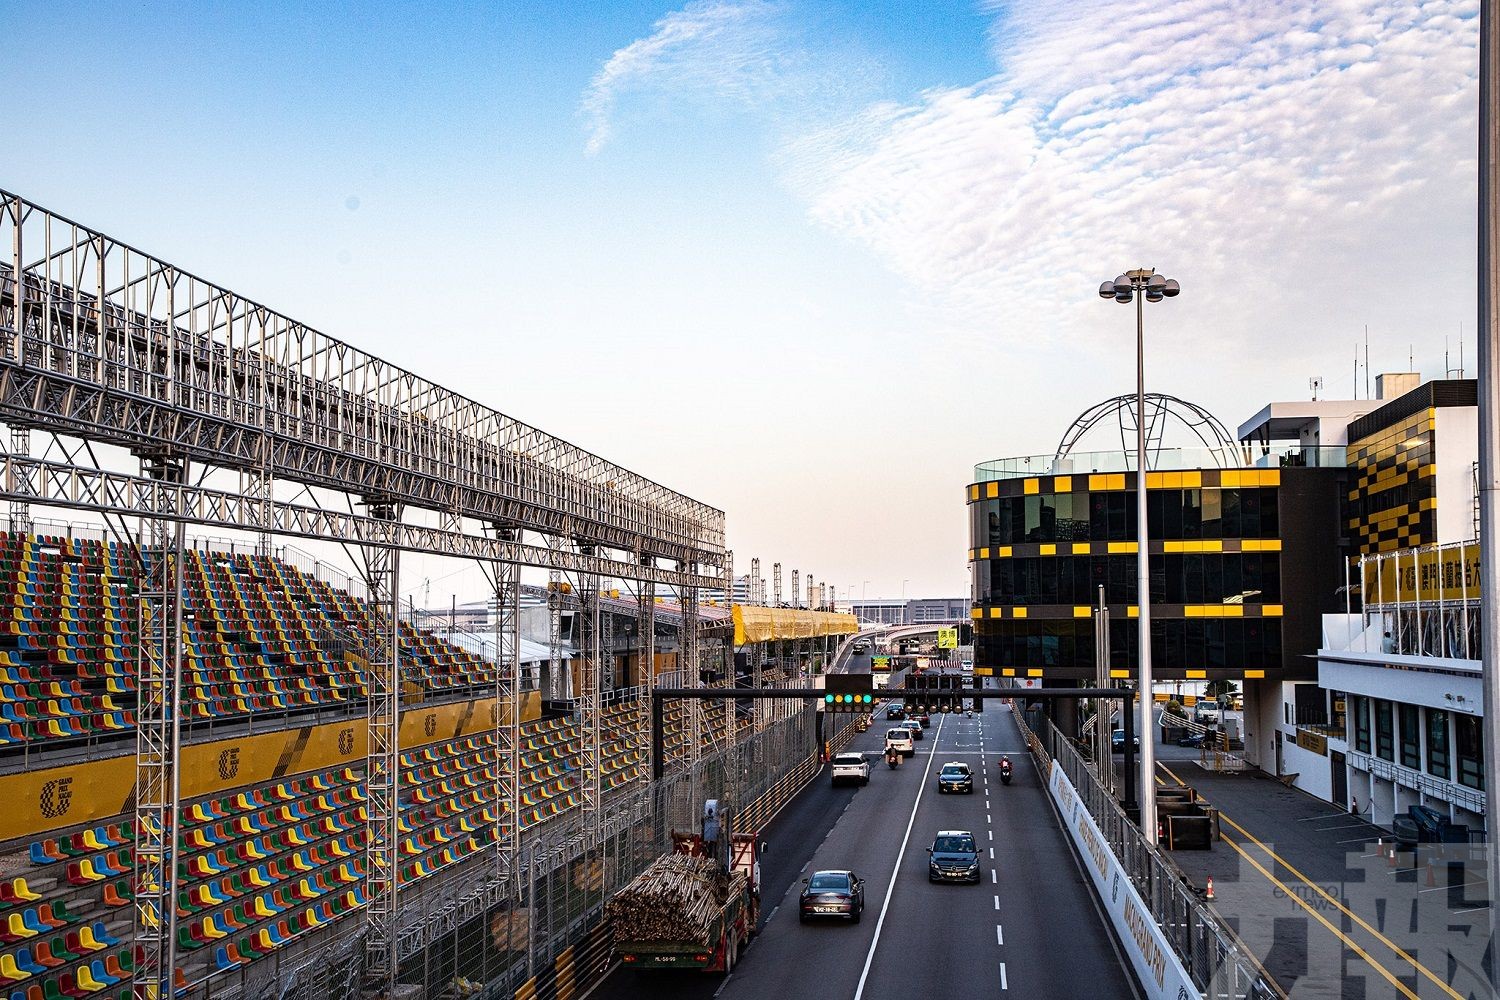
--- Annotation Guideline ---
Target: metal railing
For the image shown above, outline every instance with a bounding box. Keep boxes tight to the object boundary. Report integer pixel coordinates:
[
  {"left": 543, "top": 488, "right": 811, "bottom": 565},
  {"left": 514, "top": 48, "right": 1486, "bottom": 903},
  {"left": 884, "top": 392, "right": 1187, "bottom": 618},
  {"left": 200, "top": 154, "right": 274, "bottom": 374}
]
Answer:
[
  {"left": 1347, "top": 749, "right": 1487, "bottom": 814},
  {"left": 974, "top": 444, "right": 1348, "bottom": 482},
  {"left": 1021, "top": 711, "right": 1281, "bottom": 1000}
]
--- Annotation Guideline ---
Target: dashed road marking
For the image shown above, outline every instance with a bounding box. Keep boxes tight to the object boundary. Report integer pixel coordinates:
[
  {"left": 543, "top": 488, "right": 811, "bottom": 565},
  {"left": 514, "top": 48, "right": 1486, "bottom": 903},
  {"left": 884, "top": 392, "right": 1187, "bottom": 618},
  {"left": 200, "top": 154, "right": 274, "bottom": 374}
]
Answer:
[
  {"left": 999, "top": 961, "right": 1008, "bottom": 990},
  {"left": 993, "top": 895, "right": 999, "bottom": 910},
  {"left": 991, "top": 869, "right": 997, "bottom": 884}
]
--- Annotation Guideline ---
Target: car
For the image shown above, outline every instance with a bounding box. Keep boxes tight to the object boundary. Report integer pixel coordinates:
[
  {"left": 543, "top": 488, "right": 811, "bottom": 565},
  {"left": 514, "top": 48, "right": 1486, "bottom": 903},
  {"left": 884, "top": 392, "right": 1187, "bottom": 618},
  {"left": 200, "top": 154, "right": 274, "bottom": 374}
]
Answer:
[
  {"left": 1175, "top": 732, "right": 1205, "bottom": 748},
  {"left": 1111, "top": 730, "right": 1140, "bottom": 753},
  {"left": 927, "top": 830, "right": 981, "bottom": 883},
  {"left": 799, "top": 869, "right": 865, "bottom": 923},
  {"left": 936, "top": 761, "right": 973, "bottom": 794},
  {"left": 831, "top": 752, "right": 870, "bottom": 786},
  {"left": 916, "top": 712, "right": 931, "bottom": 728},
  {"left": 886, "top": 703, "right": 905, "bottom": 720},
  {"left": 885, "top": 727, "right": 915, "bottom": 757},
  {"left": 1193, "top": 703, "right": 1221, "bottom": 724},
  {"left": 901, "top": 719, "right": 925, "bottom": 741}
]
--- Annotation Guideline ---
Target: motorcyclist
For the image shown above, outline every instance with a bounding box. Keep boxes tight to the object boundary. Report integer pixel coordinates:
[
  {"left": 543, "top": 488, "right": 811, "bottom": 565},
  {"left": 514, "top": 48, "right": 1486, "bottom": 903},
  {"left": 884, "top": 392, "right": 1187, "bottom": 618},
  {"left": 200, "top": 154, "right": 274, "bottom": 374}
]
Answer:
[
  {"left": 885, "top": 745, "right": 901, "bottom": 768},
  {"left": 998, "top": 756, "right": 1013, "bottom": 783}
]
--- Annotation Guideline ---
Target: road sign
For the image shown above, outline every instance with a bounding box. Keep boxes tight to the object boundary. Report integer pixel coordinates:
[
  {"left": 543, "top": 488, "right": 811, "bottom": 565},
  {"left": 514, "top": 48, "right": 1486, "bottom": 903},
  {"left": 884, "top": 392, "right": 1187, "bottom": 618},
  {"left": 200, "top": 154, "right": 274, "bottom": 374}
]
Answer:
[
  {"left": 937, "top": 627, "right": 957, "bottom": 649},
  {"left": 871, "top": 655, "right": 891, "bottom": 670}
]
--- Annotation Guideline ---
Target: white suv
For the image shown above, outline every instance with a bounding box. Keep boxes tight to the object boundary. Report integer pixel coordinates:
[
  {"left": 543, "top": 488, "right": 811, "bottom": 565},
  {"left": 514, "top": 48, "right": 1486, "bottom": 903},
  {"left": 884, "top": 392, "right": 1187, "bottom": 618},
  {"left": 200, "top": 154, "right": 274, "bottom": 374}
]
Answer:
[
  {"left": 885, "top": 728, "right": 915, "bottom": 757},
  {"left": 830, "top": 752, "right": 870, "bottom": 786}
]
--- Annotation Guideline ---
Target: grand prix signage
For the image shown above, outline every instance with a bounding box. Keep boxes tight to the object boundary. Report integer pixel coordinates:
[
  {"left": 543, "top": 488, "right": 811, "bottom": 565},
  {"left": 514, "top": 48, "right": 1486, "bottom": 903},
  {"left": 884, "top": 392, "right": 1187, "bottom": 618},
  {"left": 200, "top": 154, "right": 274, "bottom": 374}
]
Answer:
[{"left": 1049, "top": 763, "right": 1200, "bottom": 1000}]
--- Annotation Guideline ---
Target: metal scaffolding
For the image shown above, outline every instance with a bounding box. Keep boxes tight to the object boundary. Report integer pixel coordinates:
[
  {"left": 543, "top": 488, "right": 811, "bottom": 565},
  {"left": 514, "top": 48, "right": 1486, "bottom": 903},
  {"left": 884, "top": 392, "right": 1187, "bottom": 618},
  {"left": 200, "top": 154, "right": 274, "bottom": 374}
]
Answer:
[
  {"left": 680, "top": 561, "right": 702, "bottom": 769},
  {"left": 132, "top": 455, "right": 186, "bottom": 1000},
  {"left": 576, "top": 546, "right": 602, "bottom": 822},
  {"left": 489, "top": 525, "right": 522, "bottom": 891},
  {"left": 0, "top": 185, "right": 735, "bottom": 997},
  {"left": 361, "top": 500, "right": 402, "bottom": 994},
  {"left": 7, "top": 425, "right": 28, "bottom": 533}
]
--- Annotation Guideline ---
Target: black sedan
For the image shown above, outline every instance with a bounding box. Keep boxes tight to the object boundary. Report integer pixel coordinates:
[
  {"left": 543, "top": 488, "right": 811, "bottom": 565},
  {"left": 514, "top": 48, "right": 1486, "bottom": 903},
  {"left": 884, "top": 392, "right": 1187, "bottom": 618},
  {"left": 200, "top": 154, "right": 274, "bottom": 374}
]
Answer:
[
  {"left": 799, "top": 870, "right": 865, "bottom": 923},
  {"left": 937, "top": 762, "right": 973, "bottom": 794},
  {"left": 886, "top": 704, "right": 905, "bottom": 720},
  {"left": 1111, "top": 730, "right": 1140, "bottom": 753}
]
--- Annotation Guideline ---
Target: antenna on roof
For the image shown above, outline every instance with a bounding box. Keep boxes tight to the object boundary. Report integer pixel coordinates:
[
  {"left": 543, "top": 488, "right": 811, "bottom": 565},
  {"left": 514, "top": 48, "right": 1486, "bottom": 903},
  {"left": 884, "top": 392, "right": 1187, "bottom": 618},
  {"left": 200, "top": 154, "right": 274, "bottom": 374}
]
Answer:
[
  {"left": 1309, "top": 377, "right": 1323, "bottom": 401},
  {"left": 1365, "top": 325, "right": 1370, "bottom": 400}
]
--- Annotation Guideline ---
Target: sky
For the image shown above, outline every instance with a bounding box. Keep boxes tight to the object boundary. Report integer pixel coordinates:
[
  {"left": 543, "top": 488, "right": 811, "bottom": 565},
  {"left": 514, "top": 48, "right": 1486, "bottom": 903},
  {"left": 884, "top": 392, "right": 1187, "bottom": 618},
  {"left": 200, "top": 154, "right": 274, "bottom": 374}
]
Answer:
[{"left": 0, "top": 0, "right": 1483, "bottom": 605}]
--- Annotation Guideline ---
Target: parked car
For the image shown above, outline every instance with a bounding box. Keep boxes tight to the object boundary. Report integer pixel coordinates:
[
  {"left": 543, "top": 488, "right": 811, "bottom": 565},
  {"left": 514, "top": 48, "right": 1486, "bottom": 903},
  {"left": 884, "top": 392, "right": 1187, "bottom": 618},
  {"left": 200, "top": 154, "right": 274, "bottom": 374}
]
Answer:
[
  {"left": 830, "top": 752, "right": 870, "bottom": 787},
  {"left": 1111, "top": 730, "right": 1139, "bottom": 753},
  {"left": 1175, "top": 732, "right": 1205, "bottom": 748}
]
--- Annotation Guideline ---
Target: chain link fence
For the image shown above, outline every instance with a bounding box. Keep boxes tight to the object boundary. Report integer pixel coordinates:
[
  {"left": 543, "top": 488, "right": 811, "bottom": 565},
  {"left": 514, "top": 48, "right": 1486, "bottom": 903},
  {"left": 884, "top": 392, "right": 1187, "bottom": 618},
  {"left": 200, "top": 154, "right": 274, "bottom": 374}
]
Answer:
[
  {"left": 231, "top": 699, "right": 846, "bottom": 1000},
  {"left": 1016, "top": 708, "right": 1282, "bottom": 1000}
]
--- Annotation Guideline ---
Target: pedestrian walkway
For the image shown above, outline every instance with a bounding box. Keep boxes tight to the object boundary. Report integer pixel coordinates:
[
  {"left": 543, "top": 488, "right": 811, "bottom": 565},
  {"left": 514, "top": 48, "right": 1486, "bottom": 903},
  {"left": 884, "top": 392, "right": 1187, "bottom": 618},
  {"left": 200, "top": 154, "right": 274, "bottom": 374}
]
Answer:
[{"left": 1145, "top": 748, "right": 1489, "bottom": 1000}]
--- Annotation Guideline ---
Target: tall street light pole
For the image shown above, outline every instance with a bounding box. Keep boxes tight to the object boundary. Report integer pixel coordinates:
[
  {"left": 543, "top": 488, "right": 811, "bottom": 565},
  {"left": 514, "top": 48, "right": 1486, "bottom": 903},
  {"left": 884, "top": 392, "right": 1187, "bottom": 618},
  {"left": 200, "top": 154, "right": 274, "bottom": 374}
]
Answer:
[
  {"left": 1477, "top": 0, "right": 1500, "bottom": 981},
  {"left": 1099, "top": 268, "right": 1179, "bottom": 844}
]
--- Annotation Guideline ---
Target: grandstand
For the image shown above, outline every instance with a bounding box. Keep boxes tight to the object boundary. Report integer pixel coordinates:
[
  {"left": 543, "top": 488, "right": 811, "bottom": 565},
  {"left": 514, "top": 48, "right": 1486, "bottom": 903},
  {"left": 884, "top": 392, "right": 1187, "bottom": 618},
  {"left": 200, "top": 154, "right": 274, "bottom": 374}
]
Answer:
[{"left": 0, "top": 188, "right": 857, "bottom": 1000}]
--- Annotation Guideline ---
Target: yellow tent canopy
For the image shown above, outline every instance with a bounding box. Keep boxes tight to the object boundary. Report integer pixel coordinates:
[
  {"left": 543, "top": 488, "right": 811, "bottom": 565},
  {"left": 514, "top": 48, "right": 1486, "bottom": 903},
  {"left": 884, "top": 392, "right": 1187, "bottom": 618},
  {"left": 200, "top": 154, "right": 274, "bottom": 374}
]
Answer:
[{"left": 731, "top": 605, "right": 859, "bottom": 646}]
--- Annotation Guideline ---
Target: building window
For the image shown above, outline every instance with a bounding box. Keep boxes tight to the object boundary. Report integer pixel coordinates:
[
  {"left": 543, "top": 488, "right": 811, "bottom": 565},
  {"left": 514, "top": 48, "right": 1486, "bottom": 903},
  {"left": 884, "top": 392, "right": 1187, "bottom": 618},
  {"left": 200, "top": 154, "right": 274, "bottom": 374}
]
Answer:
[
  {"left": 1426, "top": 708, "right": 1450, "bottom": 781},
  {"left": 1374, "top": 700, "right": 1394, "bottom": 761},
  {"left": 1456, "top": 714, "right": 1483, "bottom": 789},
  {"left": 1398, "top": 703, "right": 1420, "bottom": 770},
  {"left": 1352, "top": 696, "right": 1370, "bottom": 753}
]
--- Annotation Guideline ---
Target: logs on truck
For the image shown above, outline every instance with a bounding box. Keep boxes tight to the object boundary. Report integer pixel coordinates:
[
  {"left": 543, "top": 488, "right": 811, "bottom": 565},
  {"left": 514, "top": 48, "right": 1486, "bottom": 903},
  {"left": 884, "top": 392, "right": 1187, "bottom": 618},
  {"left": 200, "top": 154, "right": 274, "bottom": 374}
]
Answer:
[{"left": 606, "top": 853, "right": 745, "bottom": 946}]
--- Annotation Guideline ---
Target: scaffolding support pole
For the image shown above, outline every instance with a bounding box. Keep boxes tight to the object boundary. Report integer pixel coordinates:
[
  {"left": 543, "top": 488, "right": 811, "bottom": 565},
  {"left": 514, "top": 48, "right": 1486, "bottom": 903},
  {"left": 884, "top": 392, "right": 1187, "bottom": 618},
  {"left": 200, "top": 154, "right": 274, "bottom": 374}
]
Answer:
[
  {"left": 491, "top": 525, "right": 521, "bottom": 891},
  {"left": 576, "top": 546, "right": 602, "bottom": 824},
  {"left": 681, "top": 560, "right": 702, "bottom": 769},
  {"left": 362, "top": 500, "right": 402, "bottom": 994},
  {"left": 547, "top": 568, "right": 565, "bottom": 700},
  {"left": 639, "top": 554, "right": 656, "bottom": 701},
  {"left": 132, "top": 455, "right": 187, "bottom": 1000},
  {"left": 7, "top": 426, "right": 28, "bottom": 534}
]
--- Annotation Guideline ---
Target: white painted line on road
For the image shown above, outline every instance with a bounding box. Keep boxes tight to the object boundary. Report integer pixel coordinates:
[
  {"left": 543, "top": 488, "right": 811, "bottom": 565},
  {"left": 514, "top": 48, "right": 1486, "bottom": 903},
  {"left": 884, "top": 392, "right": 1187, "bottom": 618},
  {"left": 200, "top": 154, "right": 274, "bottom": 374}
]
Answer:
[
  {"left": 852, "top": 715, "right": 945, "bottom": 1000},
  {"left": 991, "top": 869, "right": 997, "bottom": 884},
  {"left": 1420, "top": 878, "right": 1486, "bottom": 894},
  {"left": 999, "top": 961, "right": 1008, "bottom": 989},
  {"left": 988, "top": 829, "right": 993, "bottom": 841},
  {"left": 989, "top": 847, "right": 994, "bottom": 860},
  {"left": 996, "top": 924, "right": 1004, "bottom": 945},
  {"left": 987, "top": 813, "right": 992, "bottom": 824},
  {"left": 994, "top": 895, "right": 1000, "bottom": 910}
]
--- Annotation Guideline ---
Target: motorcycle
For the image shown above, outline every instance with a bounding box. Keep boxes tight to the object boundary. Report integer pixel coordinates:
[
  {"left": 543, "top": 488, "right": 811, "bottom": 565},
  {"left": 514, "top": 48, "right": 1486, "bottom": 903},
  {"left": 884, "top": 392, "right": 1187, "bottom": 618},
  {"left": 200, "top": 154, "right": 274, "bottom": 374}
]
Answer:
[
  {"left": 998, "top": 758, "right": 1013, "bottom": 786},
  {"left": 885, "top": 749, "right": 901, "bottom": 770}
]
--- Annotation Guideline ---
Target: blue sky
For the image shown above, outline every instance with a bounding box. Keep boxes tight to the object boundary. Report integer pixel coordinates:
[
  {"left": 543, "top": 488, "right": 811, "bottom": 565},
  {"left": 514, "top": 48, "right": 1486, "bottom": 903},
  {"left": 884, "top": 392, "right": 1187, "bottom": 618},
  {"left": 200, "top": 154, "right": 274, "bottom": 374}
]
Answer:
[{"left": 1, "top": 1, "right": 1483, "bottom": 603}]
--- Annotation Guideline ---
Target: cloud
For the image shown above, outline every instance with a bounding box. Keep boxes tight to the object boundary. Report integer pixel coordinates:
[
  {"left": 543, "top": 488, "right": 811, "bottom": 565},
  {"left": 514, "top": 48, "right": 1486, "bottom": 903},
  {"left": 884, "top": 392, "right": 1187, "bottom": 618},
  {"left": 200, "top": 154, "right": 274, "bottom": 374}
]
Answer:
[
  {"left": 783, "top": 0, "right": 1479, "bottom": 354},
  {"left": 581, "top": 1, "right": 789, "bottom": 155}
]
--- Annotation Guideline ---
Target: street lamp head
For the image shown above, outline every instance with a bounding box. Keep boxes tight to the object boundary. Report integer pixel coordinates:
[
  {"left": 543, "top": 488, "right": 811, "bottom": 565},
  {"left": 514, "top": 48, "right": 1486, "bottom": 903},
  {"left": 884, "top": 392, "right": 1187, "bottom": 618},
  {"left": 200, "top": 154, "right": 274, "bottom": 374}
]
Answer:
[
  {"left": 1112, "top": 275, "right": 1132, "bottom": 295},
  {"left": 1114, "top": 292, "right": 1133, "bottom": 304},
  {"left": 1161, "top": 278, "right": 1181, "bottom": 297},
  {"left": 1145, "top": 291, "right": 1164, "bottom": 302},
  {"left": 1146, "top": 274, "right": 1166, "bottom": 292},
  {"left": 1098, "top": 280, "right": 1116, "bottom": 300}
]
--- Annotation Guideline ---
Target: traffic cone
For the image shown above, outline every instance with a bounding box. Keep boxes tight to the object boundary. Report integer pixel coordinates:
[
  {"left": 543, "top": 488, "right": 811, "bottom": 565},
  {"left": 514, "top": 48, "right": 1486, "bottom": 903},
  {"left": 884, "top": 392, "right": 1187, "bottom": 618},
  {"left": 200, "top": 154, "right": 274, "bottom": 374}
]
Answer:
[
  {"left": 1204, "top": 876, "right": 1215, "bottom": 901},
  {"left": 1387, "top": 843, "right": 1398, "bottom": 868},
  {"left": 1425, "top": 858, "right": 1436, "bottom": 887}
]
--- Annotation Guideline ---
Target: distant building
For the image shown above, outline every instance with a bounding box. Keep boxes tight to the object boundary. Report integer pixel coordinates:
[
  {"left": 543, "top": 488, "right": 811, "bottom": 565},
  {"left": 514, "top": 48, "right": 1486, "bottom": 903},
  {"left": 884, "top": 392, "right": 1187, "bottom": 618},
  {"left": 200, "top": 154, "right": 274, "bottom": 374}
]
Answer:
[{"left": 845, "top": 598, "right": 966, "bottom": 625}]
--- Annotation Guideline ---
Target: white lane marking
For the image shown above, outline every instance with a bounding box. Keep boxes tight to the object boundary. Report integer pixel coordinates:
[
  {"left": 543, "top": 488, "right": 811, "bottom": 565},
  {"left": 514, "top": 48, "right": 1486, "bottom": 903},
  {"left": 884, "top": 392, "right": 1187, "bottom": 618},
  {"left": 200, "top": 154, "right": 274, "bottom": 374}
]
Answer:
[
  {"left": 1000, "top": 961, "right": 1008, "bottom": 989},
  {"left": 987, "top": 813, "right": 992, "bottom": 824},
  {"left": 991, "top": 869, "right": 997, "bottom": 884},
  {"left": 988, "top": 830, "right": 993, "bottom": 841},
  {"left": 989, "top": 847, "right": 994, "bottom": 860},
  {"left": 993, "top": 895, "right": 999, "bottom": 910},
  {"left": 996, "top": 923, "right": 1004, "bottom": 945},
  {"left": 852, "top": 715, "right": 945, "bottom": 1000}
]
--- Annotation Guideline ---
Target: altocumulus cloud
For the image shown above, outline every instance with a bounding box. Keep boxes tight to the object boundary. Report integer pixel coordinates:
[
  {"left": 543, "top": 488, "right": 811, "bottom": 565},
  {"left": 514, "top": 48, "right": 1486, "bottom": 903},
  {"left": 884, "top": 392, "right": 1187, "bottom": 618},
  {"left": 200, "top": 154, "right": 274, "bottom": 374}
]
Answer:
[
  {"left": 588, "top": 0, "right": 1481, "bottom": 358},
  {"left": 784, "top": 0, "right": 1480, "bottom": 345}
]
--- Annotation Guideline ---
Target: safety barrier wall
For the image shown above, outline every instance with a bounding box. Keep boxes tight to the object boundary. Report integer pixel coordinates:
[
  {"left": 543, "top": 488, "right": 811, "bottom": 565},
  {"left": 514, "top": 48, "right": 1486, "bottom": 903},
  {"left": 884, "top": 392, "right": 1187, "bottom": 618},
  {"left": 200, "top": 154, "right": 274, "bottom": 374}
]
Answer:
[{"left": 1018, "top": 709, "right": 1279, "bottom": 1000}]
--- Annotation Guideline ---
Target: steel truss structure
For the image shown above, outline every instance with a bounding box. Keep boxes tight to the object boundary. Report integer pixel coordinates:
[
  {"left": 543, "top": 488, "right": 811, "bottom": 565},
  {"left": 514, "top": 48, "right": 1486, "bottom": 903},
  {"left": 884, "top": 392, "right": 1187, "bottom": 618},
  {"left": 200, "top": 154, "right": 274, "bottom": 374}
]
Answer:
[
  {"left": 489, "top": 528, "right": 522, "bottom": 889},
  {"left": 132, "top": 456, "right": 186, "bottom": 1000},
  {"left": 0, "top": 189, "right": 729, "bottom": 998}
]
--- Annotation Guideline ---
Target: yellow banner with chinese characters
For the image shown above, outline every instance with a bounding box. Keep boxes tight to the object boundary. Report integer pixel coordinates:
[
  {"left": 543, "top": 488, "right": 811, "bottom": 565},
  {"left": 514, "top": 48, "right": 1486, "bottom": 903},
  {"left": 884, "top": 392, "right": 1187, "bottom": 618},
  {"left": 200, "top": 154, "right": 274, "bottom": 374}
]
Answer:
[{"left": 1361, "top": 543, "right": 1480, "bottom": 604}]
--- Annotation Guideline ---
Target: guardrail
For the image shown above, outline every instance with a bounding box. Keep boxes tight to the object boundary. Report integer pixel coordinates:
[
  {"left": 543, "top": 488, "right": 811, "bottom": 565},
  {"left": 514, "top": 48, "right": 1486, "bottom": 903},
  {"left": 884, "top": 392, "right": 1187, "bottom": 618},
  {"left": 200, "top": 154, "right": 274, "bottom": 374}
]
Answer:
[{"left": 1023, "top": 710, "right": 1282, "bottom": 1000}]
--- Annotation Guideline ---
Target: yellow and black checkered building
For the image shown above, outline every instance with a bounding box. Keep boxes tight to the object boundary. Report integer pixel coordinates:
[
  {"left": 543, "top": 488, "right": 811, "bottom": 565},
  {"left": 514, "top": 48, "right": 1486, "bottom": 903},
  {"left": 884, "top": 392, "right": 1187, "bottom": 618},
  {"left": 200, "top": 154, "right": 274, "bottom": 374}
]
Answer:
[
  {"left": 1344, "top": 380, "right": 1475, "bottom": 554},
  {"left": 966, "top": 465, "right": 1344, "bottom": 684}
]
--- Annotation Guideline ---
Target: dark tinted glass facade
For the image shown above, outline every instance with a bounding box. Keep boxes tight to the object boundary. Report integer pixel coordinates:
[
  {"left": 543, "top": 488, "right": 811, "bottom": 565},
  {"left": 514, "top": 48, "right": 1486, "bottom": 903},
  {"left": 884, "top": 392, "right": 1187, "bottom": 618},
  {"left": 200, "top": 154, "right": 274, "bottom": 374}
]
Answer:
[{"left": 968, "top": 466, "right": 1342, "bottom": 682}]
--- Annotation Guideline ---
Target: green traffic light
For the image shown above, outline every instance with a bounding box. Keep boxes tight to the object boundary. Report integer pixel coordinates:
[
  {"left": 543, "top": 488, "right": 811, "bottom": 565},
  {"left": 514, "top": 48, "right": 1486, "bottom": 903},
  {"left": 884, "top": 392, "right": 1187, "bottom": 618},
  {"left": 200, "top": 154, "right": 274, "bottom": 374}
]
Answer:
[{"left": 825, "top": 694, "right": 834, "bottom": 703}]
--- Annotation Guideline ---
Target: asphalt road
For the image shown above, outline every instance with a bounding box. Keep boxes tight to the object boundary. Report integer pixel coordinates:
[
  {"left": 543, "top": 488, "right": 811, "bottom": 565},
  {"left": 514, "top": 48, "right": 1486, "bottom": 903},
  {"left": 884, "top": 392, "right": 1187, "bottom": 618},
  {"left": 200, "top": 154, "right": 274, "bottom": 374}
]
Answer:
[{"left": 596, "top": 705, "right": 1137, "bottom": 1000}]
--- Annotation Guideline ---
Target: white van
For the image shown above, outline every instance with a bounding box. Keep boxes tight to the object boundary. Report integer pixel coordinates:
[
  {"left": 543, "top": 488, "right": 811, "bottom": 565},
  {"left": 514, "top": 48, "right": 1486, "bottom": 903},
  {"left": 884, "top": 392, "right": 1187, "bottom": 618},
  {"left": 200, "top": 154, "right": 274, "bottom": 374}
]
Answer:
[{"left": 885, "top": 727, "right": 915, "bottom": 757}]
